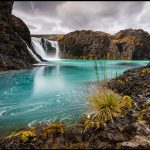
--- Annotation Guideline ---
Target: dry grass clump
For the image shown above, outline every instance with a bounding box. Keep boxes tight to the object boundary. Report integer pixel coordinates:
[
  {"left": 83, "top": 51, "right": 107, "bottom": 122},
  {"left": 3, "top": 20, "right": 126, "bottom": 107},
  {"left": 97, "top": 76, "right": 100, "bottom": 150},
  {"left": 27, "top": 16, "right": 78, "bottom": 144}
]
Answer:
[{"left": 85, "top": 88, "right": 132, "bottom": 128}]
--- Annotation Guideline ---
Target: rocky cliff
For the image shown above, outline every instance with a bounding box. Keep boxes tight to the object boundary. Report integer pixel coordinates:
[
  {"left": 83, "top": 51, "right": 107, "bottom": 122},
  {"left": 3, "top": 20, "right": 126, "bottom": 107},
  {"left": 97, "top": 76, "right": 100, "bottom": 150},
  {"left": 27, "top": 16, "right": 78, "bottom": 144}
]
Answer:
[
  {"left": 0, "top": 1, "right": 36, "bottom": 71},
  {"left": 58, "top": 29, "right": 150, "bottom": 60},
  {"left": 11, "top": 15, "right": 31, "bottom": 47},
  {"left": 110, "top": 29, "right": 150, "bottom": 60},
  {"left": 58, "top": 30, "right": 111, "bottom": 59}
]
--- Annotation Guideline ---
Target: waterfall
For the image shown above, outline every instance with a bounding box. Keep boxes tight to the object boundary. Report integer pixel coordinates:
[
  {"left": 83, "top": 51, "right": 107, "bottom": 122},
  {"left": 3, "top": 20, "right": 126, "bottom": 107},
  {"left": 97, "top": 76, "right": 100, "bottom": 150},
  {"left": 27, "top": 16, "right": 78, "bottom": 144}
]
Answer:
[
  {"left": 31, "top": 37, "right": 60, "bottom": 61},
  {"left": 20, "top": 37, "right": 41, "bottom": 63},
  {"left": 25, "top": 42, "right": 41, "bottom": 63},
  {"left": 50, "top": 41, "right": 59, "bottom": 58}
]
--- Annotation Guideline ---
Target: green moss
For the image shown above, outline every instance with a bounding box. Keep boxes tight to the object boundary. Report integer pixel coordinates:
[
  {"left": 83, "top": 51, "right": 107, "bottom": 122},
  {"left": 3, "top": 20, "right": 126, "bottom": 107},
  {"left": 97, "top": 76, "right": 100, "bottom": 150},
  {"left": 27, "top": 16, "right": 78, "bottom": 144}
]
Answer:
[
  {"left": 141, "top": 68, "right": 150, "bottom": 74},
  {"left": 5, "top": 128, "right": 36, "bottom": 142},
  {"left": 21, "top": 130, "right": 36, "bottom": 142},
  {"left": 43, "top": 123, "right": 64, "bottom": 136}
]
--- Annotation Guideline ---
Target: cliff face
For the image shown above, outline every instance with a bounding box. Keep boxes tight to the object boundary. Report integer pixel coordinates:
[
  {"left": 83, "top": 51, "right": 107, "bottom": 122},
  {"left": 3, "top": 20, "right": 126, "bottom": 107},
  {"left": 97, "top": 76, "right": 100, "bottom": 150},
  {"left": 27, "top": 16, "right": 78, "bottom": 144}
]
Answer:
[
  {"left": 58, "top": 30, "right": 111, "bottom": 59},
  {"left": 11, "top": 15, "right": 31, "bottom": 47},
  {"left": 0, "top": 1, "right": 36, "bottom": 71},
  {"left": 110, "top": 29, "right": 150, "bottom": 60},
  {"left": 58, "top": 29, "right": 150, "bottom": 60}
]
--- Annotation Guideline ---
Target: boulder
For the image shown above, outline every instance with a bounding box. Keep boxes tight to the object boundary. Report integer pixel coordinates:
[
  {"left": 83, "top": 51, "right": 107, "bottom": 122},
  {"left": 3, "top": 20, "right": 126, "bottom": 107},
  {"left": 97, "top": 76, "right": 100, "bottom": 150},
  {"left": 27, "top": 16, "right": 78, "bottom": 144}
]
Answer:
[{"left": 119, "top": 135, "right": 150, "bottom": 149}]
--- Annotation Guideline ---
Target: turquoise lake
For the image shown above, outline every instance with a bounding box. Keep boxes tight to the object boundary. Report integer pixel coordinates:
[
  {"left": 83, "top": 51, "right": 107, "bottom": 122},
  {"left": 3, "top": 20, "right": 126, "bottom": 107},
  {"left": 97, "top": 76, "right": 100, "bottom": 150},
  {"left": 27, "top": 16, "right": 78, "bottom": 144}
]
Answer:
[{"left": 0, "top": 59, "right": 149, "bottom": 135}]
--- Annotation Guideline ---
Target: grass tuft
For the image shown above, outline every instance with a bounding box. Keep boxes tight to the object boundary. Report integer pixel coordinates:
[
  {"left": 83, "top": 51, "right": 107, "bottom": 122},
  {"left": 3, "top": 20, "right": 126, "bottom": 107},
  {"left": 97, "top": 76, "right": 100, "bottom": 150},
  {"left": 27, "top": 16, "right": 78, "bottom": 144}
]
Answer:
[{"left": 85, "top": 88, "right": 132, "bottom": 128}]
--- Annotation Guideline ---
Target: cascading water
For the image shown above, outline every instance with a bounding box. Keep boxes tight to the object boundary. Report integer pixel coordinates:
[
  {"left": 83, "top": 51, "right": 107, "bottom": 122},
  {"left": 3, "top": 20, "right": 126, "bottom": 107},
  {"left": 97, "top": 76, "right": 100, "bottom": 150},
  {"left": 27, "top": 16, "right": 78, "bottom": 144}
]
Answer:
[
  {"left": 49, "top": 41, "right": 59, "bottom": 58},
  {"left": 31, "top": 37, "right": 60, "bottom": 61},
  {"left": 19, "top": 36, "right": 41, "bottom": 63},
  {"left": 25, "top": 41, "right": 41, "bottom": 63}
]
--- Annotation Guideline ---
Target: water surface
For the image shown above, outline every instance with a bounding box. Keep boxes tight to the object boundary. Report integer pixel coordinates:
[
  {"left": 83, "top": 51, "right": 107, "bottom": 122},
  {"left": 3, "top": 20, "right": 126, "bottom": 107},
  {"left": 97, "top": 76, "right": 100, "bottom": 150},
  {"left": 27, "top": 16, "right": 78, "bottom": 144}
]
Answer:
[{"left": 0, "top": 59, "right": 148, "bottom": 135}]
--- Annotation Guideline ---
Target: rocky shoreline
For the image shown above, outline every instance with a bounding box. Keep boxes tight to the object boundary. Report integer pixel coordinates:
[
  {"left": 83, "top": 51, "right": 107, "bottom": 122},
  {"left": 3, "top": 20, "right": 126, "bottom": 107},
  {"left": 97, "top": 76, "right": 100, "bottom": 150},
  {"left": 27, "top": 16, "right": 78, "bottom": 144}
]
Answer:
[{"left": 0, "top": 63, "right": 149, "bottom": 149}]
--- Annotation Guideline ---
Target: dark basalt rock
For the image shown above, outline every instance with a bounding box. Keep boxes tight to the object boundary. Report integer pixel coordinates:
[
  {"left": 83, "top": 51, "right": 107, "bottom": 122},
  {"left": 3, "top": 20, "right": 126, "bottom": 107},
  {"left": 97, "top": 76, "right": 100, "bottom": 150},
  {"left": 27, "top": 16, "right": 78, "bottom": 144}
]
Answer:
[
  {"left": 0, "top": 113, "right": 150, "bottom": 149},
  {"left": 0, "top": 1, "right": 37, "bottom": 71},
  {"left": 58, "top": 29, "right": 150, "bottom": 60},
  {"left": 11, "top": 15, "right": 31, "bottom": 46},
  {"left": 108, "top": 63, "right": 150, "bottom": 102},
  {"left": 147, "top": 63, "right": 150, "bottom": 67}
]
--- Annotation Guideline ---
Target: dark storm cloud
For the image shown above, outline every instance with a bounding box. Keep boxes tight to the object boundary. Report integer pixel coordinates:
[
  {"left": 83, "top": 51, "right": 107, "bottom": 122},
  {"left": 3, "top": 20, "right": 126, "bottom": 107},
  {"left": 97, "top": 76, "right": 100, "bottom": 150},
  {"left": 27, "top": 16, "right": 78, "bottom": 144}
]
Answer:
[
  {"left": 13, "top": 1, "right": 64, "bottom": 16},
  {"left": 12, "top": 1, "right": 150, "bottom": 34}
]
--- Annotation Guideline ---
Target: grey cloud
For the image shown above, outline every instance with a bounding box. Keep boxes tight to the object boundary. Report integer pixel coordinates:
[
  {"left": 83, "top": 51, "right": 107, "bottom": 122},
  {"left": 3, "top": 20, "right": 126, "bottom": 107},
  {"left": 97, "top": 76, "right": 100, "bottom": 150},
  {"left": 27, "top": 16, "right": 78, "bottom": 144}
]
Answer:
[
  {"left": 12, "top": 1, "right": 150, "bottom": 34},
  {"left": 13, "top": 1, "right": 64, "bottom": 17},
  {"left": 27, "top": 24, "right": 37, "bottom": 30},
  {"left": 58, "top": 1, "right": 146, "bottom": 33}
]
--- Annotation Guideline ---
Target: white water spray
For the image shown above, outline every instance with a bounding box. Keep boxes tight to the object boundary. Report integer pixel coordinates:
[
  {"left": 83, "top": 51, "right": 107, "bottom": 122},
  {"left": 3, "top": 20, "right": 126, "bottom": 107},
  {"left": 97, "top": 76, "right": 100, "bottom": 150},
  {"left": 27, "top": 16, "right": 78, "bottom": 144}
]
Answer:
[
  {"left": 25, "top": 42, "right": 41, "bottom": 62},
  {"left": 31, "top": 37, "right": 60, "bottom": 61},
  {"left": 21, "top": 37, "right": 41, "bottom": 63}
]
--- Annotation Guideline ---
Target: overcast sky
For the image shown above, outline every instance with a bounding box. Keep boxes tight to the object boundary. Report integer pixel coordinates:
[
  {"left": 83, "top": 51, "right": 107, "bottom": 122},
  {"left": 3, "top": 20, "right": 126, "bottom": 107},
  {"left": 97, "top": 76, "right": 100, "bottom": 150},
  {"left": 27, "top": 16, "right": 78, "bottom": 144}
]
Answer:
[{"left": 12, "top": 1, "right": 150, "bottom": 35}]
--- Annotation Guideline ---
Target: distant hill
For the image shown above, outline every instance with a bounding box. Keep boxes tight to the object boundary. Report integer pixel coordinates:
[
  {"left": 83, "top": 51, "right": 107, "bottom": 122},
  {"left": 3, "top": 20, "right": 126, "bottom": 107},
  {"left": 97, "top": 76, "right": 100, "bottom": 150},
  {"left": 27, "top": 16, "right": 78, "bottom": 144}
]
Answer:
[{"left": 31, "top": 34, "right": 64, "bottom": 41}]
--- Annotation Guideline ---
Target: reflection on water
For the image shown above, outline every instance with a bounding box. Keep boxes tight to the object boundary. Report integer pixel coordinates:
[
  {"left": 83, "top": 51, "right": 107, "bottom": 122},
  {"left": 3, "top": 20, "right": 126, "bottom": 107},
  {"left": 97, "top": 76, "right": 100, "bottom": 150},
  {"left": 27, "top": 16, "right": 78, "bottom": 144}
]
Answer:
[
  {"left": 32, "top": 66, "right": 66, "bottom": 95},
  {"left": 0, "top": 59, "right": 149, "bottom": 135}
]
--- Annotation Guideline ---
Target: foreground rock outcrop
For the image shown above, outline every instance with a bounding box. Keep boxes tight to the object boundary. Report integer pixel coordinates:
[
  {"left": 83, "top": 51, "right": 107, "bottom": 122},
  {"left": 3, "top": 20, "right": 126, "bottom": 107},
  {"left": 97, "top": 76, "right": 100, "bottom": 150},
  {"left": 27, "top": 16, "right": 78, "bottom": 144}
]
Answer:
[
  {"left": 108, "top": 63, "right": 150, "bottom": 103},
  {"left": 58, "top": 29, "right": 150, "bottom": 60},
  {"left": 1, "top": 116, "right": 150, "bottom": 149},
  {"left": 108, "top": 63, "right": 150, "bottom": 149},
  {"left": 0, "top": 1, "right": 36, "bottom": 71}
]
